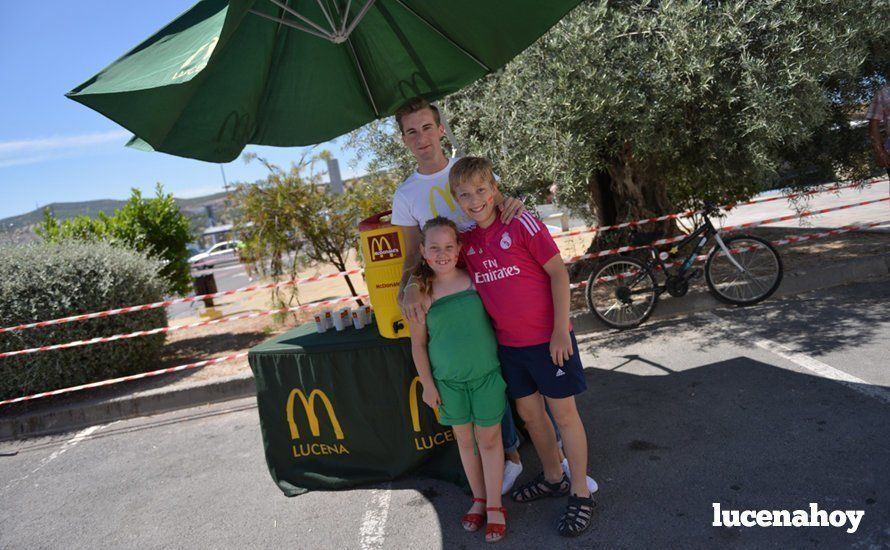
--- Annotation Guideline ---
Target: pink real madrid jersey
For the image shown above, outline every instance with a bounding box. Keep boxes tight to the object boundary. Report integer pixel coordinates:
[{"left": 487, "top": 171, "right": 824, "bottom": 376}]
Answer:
[{"left": 460, "top": 212, "right": 571, "bottom": 347}]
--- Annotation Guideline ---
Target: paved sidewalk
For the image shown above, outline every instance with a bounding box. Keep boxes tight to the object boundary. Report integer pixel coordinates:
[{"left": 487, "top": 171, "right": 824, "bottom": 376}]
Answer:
[{"left": 722, "top": 179, "right": 889, "bottom": 232}]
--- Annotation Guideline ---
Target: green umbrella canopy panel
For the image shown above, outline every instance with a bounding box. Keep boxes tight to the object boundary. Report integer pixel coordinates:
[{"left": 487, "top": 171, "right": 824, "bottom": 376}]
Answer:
[{"left": 67, "top": 0, "right": 584, "bottom": 162}]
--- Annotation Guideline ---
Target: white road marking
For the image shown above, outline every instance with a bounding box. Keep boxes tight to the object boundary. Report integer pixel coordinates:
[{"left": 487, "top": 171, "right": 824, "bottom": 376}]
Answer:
[
  {"left": 34, "top": 424, "right": 102, "bottom": 472},
  {"left": 2, "top": 423, "right": 107, "bottom": 493},
  {"left": 752, "top": 338, "right": 890, "bottom": 405},
  {"left": 708, "top": 313, "right": 890, "bottom": 405},
  {"left": 359, "top": 483, "right": 392, "bottom": 550}
]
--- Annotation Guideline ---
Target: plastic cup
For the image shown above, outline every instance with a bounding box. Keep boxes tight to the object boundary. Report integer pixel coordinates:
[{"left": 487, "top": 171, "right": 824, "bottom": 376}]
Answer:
[
  {"left": 313, "top": 313, "right": 327, "bottom": 333},
  {"left": 333, "top": 307, "right": 351, "bottom": 331},
  {"left": 352, "top": 310, "right": 365, "bottom": 329},
  {"left": 362, "top": 305, "right": 373, "bottom": 325}
]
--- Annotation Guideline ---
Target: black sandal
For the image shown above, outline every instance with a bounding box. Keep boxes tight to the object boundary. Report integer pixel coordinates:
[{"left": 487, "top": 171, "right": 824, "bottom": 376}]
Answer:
[
  {"left": 510, "top": 472, "right": 569, "bottom": 503},
  {"left": 557, "top": 494, "right": 596, "bottom": 537}
]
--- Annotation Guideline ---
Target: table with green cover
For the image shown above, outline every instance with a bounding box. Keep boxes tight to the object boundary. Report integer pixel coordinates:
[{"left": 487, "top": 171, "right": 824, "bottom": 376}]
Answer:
[{"left": 249, "top": 322, "right": 463, "bottom": 496}]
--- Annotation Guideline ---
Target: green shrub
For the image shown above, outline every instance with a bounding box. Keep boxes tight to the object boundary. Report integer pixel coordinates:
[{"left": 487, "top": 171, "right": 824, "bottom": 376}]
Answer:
[
  {"left": 0, "top": 241, "right": 168, "bottom": 401},
  {"left": 37, "top": 184, "right": 194, "bottom": 296}
]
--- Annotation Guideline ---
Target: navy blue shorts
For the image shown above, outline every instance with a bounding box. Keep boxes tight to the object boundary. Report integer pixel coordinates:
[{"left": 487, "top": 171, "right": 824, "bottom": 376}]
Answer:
[{"left": 498, "top": 332, "right": 587, "bottom": 399}]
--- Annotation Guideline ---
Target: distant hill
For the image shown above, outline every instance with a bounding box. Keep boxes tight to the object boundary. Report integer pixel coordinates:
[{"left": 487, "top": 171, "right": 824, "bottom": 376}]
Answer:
[
  {"left": 0, "top": 171, "right": 382, "bottom": 245},
  {"left": 0, "top": 191, "right": 231, "bottom": 244}
]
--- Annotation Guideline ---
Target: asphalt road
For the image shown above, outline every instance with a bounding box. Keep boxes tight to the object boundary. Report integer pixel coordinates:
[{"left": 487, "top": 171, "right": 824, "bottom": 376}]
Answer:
[
  {"left": 5, "top": 279, "right": 887, "bottom": 549},
  {"left": 167, "top": 261, "right": 259, "bottom": 320}
]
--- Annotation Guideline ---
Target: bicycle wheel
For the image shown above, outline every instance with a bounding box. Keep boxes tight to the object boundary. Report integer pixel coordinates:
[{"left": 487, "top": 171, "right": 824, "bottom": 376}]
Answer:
[
  {"left": 585, "top": 257, "right": 658, "bottom": 329},
  {"left": 705, "top": 234, "right": 783, "bottom": 305}
]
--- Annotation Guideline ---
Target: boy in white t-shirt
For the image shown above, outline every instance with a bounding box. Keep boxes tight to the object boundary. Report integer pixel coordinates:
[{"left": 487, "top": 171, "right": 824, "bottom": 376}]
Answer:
[{"left": 392, "top": 98, "right": 523, "bottom": 318}]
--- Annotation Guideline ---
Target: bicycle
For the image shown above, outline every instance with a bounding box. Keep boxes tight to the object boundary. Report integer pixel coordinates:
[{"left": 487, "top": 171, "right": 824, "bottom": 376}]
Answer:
[{"left": 585, "top": 202, "right": 783, "bottom": 329}]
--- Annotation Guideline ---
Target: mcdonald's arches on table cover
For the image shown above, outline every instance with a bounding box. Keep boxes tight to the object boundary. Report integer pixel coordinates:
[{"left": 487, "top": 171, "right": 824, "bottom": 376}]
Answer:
[{"left": 248, "top": 322, "right": 463, "bottom": 495}]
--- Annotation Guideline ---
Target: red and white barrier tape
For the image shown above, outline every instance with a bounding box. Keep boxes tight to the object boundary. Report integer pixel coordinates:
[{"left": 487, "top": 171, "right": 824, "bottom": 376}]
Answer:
[
  {"left": 4, "top": 221, "right": 887, "bottom": 406},
  {"left": 551, "top": 177, "right": 885, "bottom": 241},
  {"left": 8, "top": 201, "right": 883, "bottom": 358},
  {"left": 0, "top": 268, "right": 365, "bottom": 334},
  {"left": 771, "top": 221, "right": 890, "bottom": 246},
  {"left": 0, "top": 295, "right": 368, "bottom": 359},
  {"left": 552, "top": 210, "right": 697, "bottom": 240},
  {"left": 568, "top": 220, "right": 890, "bottom": 290},
  {"left": 0, "top": 352, "right": 250, "bottom": 407},
  {"left": 1, "top": 189, "right": 883, "bottom": 338},
  {"left": 563, "top": 196, "right": 889, "bottom": 265},
  {"left": 713, "top": 196, "right": 889, "bottom": 237}
]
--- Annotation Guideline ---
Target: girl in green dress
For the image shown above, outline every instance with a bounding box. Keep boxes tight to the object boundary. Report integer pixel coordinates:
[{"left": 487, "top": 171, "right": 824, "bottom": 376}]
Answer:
[{"left": 407, "top": 216, "right": 508, "bottom": 543}]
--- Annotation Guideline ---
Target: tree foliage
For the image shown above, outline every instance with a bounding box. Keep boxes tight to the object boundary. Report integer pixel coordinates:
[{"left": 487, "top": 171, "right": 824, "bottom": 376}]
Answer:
[
  {"left": 231, "top": 153, "right": 398, "bottom": 310},
  {"left": 350, "top": 0, "right": 888, "bottom": 234},
  {"left": 36, "top": 184, "right": 193, "bottom": 295}
]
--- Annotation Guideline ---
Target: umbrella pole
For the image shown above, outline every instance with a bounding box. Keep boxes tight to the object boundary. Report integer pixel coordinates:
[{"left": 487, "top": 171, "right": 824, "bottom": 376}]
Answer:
[{"left": 433, "top": 102, "right": 463, "bottom": 158}]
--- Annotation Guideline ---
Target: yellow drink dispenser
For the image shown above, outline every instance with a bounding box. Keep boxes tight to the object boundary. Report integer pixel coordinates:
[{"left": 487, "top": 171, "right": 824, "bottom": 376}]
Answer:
[{"left": 358, "top": 211, "right": 410, "bottom": 339}]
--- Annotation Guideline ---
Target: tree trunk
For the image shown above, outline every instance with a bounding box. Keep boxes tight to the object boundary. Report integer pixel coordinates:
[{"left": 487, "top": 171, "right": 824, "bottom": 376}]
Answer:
[
  {"left": 580, "top": 144, "right": 676, "bottom": 269},
  {"left": 588, "top": 169, "right": 618, "bottom": 228},
  {"left": 332, "top": 251, "right": 364, "bottom": 306},
  {"left": 606, "top": 142, "right": 673, "bottom": 224},
  {"left": 343, "top": 275, "right": 361, "bottom": 302}
]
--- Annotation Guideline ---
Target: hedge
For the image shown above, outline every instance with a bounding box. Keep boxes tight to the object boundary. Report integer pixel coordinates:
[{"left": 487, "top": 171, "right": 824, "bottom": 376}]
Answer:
[{"left": 0, "top": 241, "right": 168, "bottom": 400}]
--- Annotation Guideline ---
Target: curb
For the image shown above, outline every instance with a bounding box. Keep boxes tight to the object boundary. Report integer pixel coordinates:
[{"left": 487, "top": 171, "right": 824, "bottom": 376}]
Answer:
[
  {"left": 570, "top": 252, "right": 890, "bottom": 334},
  {"left": 0, "top": 372, "right": 255, "bottom": 442},
  {"left": 2, "top": 252, "right": 888, "bottom": 443}
]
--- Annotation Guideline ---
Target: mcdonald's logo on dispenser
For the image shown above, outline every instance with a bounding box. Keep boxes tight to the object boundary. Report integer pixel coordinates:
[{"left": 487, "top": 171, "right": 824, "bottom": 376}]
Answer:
[
  {"left": 368, "top": 232, "right": 402, "bottom": 262},
  {"left": 286, "top": 388, "right": 349, "bottom": 458},
  {"left": 408, "top": 376, "right": 454, "bottom": 451},
  {"left": 358, "top": 212, "right": 410, "bottom": 339}
]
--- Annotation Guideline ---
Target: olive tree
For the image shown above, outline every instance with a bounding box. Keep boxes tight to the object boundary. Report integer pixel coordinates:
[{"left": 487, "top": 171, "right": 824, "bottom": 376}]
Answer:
[
  {"left": 351, "top": 0, "right": 887, "bottom": 243},
  {"left": 231, "top": 153, "right": 398, "bottom": 309}
]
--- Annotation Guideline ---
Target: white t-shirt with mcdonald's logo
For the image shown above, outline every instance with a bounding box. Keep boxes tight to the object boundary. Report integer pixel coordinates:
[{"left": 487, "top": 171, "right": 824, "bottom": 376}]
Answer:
[{"left": 391, "top": 157, "right": 476, "bottom": 231}]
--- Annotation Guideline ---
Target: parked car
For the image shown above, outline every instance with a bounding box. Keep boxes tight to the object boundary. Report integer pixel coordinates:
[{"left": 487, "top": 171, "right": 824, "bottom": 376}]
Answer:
[{"left": 188, "top": 240, "right": 241, "bottom": 270}]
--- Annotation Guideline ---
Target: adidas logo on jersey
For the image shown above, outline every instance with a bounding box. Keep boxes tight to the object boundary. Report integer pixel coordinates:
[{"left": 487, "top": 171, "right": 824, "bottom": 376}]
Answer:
[
  {"left": 555, "top": 368, "right": 566, "bottom": 377},
  {"left": 467, "top": 246, "right": 476, "bottom": 255}
]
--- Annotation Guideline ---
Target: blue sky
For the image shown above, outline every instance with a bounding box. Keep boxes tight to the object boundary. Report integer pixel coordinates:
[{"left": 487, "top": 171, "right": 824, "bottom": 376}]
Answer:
[{"left": 0, "top": 1, "right": 369, "bottom": 220}]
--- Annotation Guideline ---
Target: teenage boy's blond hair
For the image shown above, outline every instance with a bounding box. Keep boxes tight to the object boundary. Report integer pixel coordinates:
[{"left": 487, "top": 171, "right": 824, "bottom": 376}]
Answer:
[{"left": 448, "top": 156, "right": 497, "bottom": 196}]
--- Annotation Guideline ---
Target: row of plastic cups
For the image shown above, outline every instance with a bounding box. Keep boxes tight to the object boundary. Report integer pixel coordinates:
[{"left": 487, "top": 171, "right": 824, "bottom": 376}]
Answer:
[{"left": 314, "top": 304, "right": 373, "bottom": 333}]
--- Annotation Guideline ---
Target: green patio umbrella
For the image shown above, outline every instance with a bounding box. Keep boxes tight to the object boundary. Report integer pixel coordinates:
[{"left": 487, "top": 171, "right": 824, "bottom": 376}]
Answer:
[{"left": 67, "top": 0, "right": 584, "bottom": 163}]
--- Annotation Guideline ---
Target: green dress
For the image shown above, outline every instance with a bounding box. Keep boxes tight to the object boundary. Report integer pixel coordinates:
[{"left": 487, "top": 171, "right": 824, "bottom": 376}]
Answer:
[{"left": 425, "top": 289, "right": 506, "bottom": 427}]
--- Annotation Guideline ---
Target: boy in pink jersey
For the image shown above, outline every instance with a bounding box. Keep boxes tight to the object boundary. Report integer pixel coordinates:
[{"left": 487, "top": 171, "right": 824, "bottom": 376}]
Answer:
[{"left": 449, "top": 157, "right": 595, "bottom": 537}]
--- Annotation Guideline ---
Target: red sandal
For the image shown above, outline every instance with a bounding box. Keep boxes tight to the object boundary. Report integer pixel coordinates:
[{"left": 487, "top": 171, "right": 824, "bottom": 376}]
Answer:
[
  {"left": 485, "top": 506, "right": 507, "bottom": 543},
  {"left": 462, "top": 498, "right": 486, "bottom": 532}
]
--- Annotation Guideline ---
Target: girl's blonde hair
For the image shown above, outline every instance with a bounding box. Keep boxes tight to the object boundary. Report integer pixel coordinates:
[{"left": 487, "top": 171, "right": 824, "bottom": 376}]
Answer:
[
  {"left": 448, "top": 156, "right": 497, "bottom": 196},
  {"left": 412, "top": 216, "right": 460, "bottom": 295}
]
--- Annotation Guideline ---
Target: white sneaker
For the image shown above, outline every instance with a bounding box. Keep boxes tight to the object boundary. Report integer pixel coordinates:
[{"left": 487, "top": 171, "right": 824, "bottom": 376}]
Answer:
[
  {"left": 502, "top": 460, "right": 523, "bottom": 495},
  {"left": 561, "top": 458, "right": 599, "bottom": 494}
]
